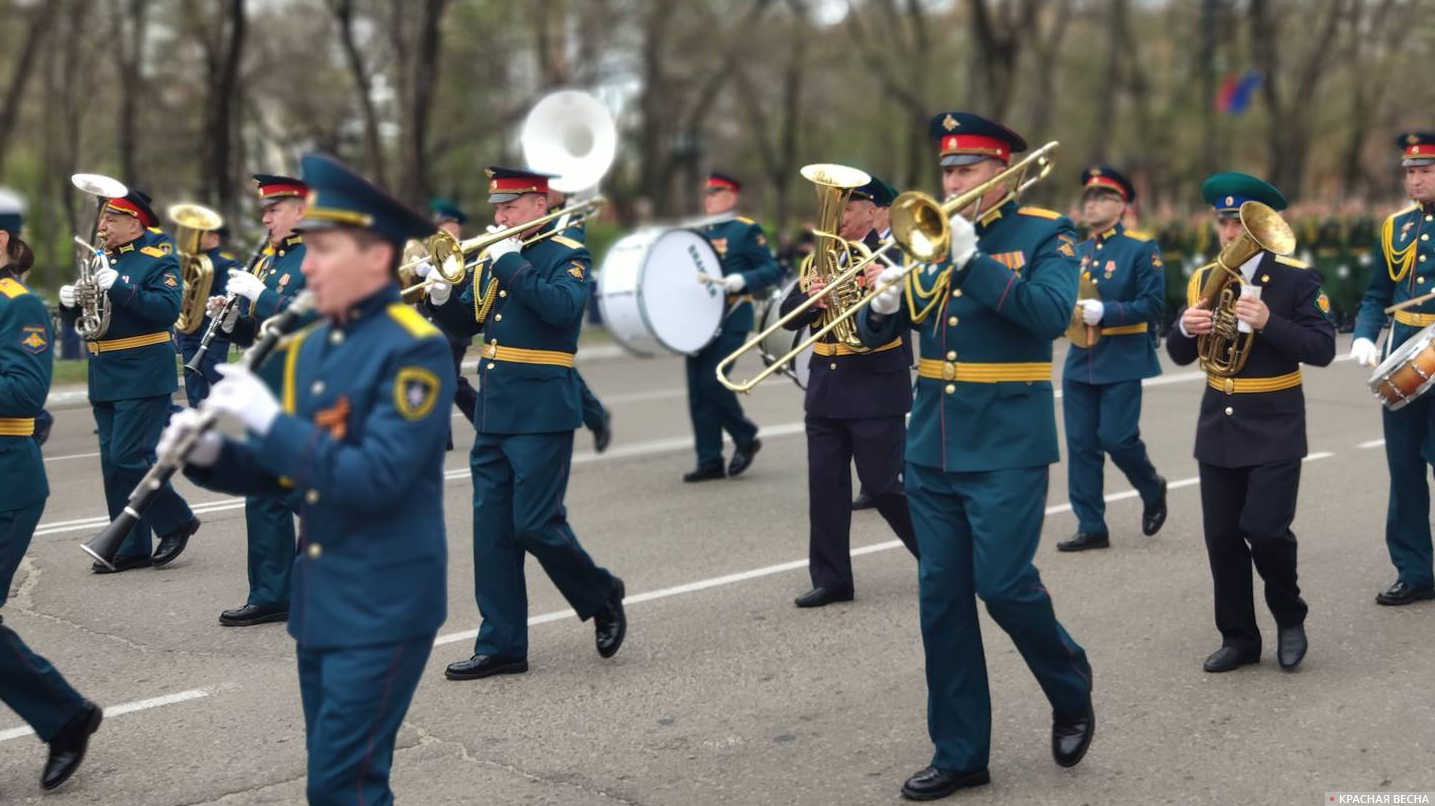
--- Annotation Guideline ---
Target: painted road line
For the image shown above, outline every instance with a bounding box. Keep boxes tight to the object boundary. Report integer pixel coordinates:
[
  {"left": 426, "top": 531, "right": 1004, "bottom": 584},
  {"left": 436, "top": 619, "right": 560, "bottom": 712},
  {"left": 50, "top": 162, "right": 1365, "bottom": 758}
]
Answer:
[
  {"left": 0, "top": 688, "right": 213, "bottom": 743},
  {"left": 1359, "top": 439, "right": 1385, "bottom": 449}
]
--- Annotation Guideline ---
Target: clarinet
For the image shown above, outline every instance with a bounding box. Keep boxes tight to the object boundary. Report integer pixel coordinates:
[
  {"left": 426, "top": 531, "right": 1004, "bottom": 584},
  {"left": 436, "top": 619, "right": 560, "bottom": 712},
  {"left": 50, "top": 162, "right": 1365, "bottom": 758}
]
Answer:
[
  {"left": 83, "top": 291, "right": 316, "bottom": 569},
  {"left": 183, "top": 241, "right": 268, "bottom": 374}
]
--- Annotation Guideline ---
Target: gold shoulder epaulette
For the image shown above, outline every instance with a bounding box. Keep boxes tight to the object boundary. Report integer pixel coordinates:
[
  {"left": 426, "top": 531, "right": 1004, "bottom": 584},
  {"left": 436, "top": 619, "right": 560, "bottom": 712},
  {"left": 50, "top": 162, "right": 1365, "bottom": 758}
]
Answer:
[
  {"left": 0, "top": 277, "right": 27, "bottom": 298},
  {"left": 550, "top": 234, "right": 584, "bottom": 250},
  {"left": 1017, "top": 206, "right": 1061, "bottom": 220},
  {"left": 737, "top": 216, "right": 756, "bottom": 225},
  {"left": 140, "top": 245, "right": 166, "bottom": 258},
  {"left": 220, "top": 250, "right": 236, "bottom": 260},
  {"left": 386, "top": 303, "right": 440, "bottom": 339},
  {"left": 1274, "top": 255, "right": 1308, "bottom": 269},
  {"left": 1125, "top": 229, "right": 1154, "bottom": 242}
]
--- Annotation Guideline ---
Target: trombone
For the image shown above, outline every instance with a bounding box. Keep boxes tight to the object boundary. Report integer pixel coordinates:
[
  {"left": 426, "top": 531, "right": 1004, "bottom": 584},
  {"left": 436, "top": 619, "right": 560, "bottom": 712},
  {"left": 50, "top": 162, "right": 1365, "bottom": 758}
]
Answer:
[
  {"left": 397, "top": 196, "right": 605, "bottom": 301},
  {"left": 716, "top": 142, "right": 1058, "bottom": 393}
]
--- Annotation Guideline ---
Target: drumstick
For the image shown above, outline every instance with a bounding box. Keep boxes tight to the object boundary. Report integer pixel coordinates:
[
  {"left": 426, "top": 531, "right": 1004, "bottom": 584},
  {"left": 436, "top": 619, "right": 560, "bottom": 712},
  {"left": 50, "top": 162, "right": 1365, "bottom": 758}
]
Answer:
[
  {"left": 697, "top": 273, "right": 721, "bottom": 285},
  {"left": 1385, "top": 291, "right": 1435, "bottom": 314}
]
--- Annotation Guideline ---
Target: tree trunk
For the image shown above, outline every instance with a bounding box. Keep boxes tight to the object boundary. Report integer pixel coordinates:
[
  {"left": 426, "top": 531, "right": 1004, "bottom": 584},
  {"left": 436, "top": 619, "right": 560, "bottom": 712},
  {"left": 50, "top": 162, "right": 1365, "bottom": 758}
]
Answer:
[
  {"left": 0, "top": 1, "right": 61, "bottom": 176},
  {"left": 116, "top": 0, "right": 151, "bottom": 184},
  {"left": 332, "top": 0, "right": 388, "bottom": 186},
  {"left": 399, "top": 0, "right": 447, "bottom": 205},
  {"left": 201, "top": 0, "right": 246, "bottom": 223}
]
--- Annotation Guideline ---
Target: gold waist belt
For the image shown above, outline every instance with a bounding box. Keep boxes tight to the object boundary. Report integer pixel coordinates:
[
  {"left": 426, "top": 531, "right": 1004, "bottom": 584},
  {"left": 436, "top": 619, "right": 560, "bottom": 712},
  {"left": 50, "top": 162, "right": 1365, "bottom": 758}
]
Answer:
[
  {"left": 916, "top": 359, "right": 1052, "bottom": 383},
  {"left": 811, "top": 338, "right": 902, "bottom": 357},
  {"left": 1100, "top": 323, "right": 1148, "bottom": 336},
  {"left": 0, "top": 417, "right": 35, "bottom": 436},
  {"left": 1206, "top": 369, "right": 1302, "bottom": 394},
  {"left": 480, "top": 343, "right": 575, "bottom": 368},
  {"left": 1394, "top": 310, "right": 1435, "bottom": 327},
  {"left": 87, "top": 331, "right": 171, "bottom": 354}
]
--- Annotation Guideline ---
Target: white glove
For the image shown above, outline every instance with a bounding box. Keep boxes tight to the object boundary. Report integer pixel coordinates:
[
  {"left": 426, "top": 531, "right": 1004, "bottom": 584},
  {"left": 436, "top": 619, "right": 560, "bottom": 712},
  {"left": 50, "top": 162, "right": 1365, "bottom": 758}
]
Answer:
[
  {"left": 1351, "top": 337, "right": 1380, "bottom": 367},
  {"left": 95, "top": 267, "right": 117, "bottom": 291},
  {"left": 204, "top": 363, "right": 281, "bottom": 436},
  {"left": 427, "top": 280, "right": 452, "bottom": 306},
  {"left": 157, "top": 408, "right": 221, "bottom": 467},
  {"left": 948, "top": 213, "right": 978, "bottom": 267},
  {"left": 205, "top": 295, "right": 229, "bottom": 316},
  {"left": 219, "top": 303, "right": 240, "bottom": 333},
  {"left": 722, "top": 273, "right": 746, "bottom": 293},
  {"left": 869, "top": 266, "right": 905, "bottom": 315},
  {"left": 226, "top": 269, "right": 266, "bottom": 301},
  {"left": 59, "top": 284, "right": 76, "bottom": 308},
  {"left": 1080, "top": 299, "right": 1104, "bottom": 326},
  {"left": 486, "top": 236, "right": 522, "bottom": 263},
  {"left": 414, "top": 260, "right": 433, "bottom": 279}
]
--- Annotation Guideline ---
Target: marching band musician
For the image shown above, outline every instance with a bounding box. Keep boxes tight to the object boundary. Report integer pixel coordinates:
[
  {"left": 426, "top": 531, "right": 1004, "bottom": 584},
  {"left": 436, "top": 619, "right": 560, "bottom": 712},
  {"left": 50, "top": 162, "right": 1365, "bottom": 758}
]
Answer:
[
  {"left": 429, "top": 199, "right": 479, "bottom": 426},
  {"left": 210, "top": 174, "right": 310, "bottom": 627},
  {"left": 426, "top": 167, "right": 627, "bottom": 681},
  {"left": 0, "top": 193, "right": 104, "bottom": 793},
  {"left": 780, "top": 175, "right": 918, "bottom": 609},
  {"left": 58, "top": 188, "right": 201, "bottom": 573},
  {"left": 860, "top": 113, "right": 1094, "bottom": 800},
  {"left": 853, "top": 177, "right": 901, "bottom": 512},
  {"left": 683, "top": 172, "right": 783, "bottom": 482},
  {"left": 546, "top": 188, "right": 613, "bottom": 453},
  {"left": 1058, "top": 166, "right": 1168, "bottom": 552},
  {"left": 1167, "top": 172, "right": 1334, "bottom": 672},
  {"left": 163, "top": 153, "right": 453, "bottom": 805},
  {"left": 1349, "top": 132, "right": 1435, "bottom": 607},
  {"left": 177, "top": 224, "right": 235, "bottom": 406}
]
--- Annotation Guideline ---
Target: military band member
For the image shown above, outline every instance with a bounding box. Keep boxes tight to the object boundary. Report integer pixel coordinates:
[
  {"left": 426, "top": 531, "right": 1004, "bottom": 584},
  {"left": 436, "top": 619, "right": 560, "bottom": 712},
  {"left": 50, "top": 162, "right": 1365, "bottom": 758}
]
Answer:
[
  {"left": 58, "top": 189, "right": 200, "bottom": 573},
  {"left": 1349, "top": 132, "right": 1435, "bottom": 606},
  {"left": 853, "top": 177, "right": 901, "bottom": 511},
  {"left": 429, "top": 199, "right": 479, "bottom": 426},
  {"left": 210, "top": 174, "right": 309, "bottom": 626},
  {"left": 860, "top": 113, "right": 1094, "bottom": 800},
  {"left": 177, "top": 224, "right": 235, "bottom": 406},
  {"left": 166, "top": 153, "right": 451, "bottom": 804},
  {"left": 781, "top": 176, "right": 917, "bottom": 608},
  {"left": 1168, "top": 172, "right": 1334, "bottom": 672},
  {"left": 683, "top": 172, "right": 783, "bottom": 481},
  {"left": 546, "top": 189, "right": 613, "bottom": 453},
  {"left": 1, "top": 194, "right": 104, "bottom": 792},
  {"left": 426, "top": 167, "right": 626, "bottom": 680},
  {"left": 1058, "top": 166, "right": 1168, "bottom": 551}
]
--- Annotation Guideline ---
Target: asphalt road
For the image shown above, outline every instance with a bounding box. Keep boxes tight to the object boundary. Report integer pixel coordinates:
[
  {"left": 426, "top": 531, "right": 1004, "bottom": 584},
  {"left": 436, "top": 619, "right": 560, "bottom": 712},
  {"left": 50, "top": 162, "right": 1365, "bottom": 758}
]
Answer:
[{"left": 3, "top": 333, "right": 1432, "bottom": 805}]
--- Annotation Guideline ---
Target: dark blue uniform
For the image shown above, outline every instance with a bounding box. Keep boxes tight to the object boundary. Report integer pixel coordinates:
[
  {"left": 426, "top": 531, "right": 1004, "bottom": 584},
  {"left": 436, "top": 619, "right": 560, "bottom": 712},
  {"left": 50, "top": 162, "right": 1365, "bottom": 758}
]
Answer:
[
  {"left": 177, "top": 246, "right": 236, "bottom": 406},
  {"left": 1063, "top": 222, "right": 1165, "bottom": 538},
  {"left": 87, "top": 227, "right": 196, "bottom": 564},
  {"left": 551, "top": 215, "right": 611, "bottom": 441},
  {"left": 1354, "top": 201, "right": 1435, "bottom": 596},
  {"left": 859, "top": 199, "right": 1092, "bottom": 775}
]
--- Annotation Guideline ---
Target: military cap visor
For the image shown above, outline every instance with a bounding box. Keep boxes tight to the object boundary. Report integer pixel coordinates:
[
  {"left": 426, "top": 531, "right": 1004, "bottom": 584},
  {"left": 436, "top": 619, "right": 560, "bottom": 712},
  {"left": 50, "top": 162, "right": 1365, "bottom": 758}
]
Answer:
[
  {"left": 930, "top": 112, "right": 1027, "bottom": 167},
  {"left": 706, "top": 173, "right": 742, "bottom": 193},
  {"left": 295, "top": 153, "right": 434, "bottom": 246},
  {"left": 1398, "top": 132, "right": 1435, "bottom": 167},
  {"left": 430, "top": 198, "right": 468, "bottom": 225},
  {"left": 487, "top": 167, "right": 555, "bottom": 203},
  {"left": 1080, "top": 165, "right": 1135, "bottom": 203},
  {"left": 1200, "top": 171, "right": 1287, "bottom": 214},
  {"left": 252, "top": 174, "right": 308, "bottom": 209},
  {"left": 856, "top": 177, "right": 898, "bottom": 207},
  {"left": 104, "top": 189, "right": 159, "bottom": 229},
  {"left": 0, "top": 187, "right": 24, "bottom": 235}
]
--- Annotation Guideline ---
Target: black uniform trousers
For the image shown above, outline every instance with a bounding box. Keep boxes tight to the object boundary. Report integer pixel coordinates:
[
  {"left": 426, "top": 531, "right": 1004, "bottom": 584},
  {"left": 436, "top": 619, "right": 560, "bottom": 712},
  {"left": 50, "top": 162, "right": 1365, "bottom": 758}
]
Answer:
[
  {"left": 806, "top": 415, "right": 917, "bottom": 593},
  {"left": 1197, "top": 459, "right": 1308, "bottom": 652}
]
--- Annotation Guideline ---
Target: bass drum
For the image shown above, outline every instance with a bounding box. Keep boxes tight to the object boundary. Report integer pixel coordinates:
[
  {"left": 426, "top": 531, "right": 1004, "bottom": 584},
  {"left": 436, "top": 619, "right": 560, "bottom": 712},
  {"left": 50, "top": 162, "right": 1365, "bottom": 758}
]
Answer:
[
  {"left": 756, "top": 278, "right": 813, "bottom": 389},
  {"left": 1370, "top": 322, "right": 1435, "bottom": 410},
  {"left": 599, "top": 227, "right": 724, "bottom": 357}
]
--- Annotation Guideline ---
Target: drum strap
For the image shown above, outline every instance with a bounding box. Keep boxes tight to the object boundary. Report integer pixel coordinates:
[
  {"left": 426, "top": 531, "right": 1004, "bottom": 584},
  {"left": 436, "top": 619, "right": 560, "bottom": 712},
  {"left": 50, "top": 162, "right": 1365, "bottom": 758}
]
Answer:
[
  {"left": 1205, "top": 369, "right": 1302, "bottom": 394},
  {"left": 915, "top": 359, "right": 1051, "bottom": 383}
]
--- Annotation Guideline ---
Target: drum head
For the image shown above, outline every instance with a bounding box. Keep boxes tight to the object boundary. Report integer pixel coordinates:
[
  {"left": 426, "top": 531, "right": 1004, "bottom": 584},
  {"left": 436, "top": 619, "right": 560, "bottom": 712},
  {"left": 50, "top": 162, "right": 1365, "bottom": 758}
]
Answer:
[
  {"left": 1370, "top": 322, "right": 1435, "bottom": 409},
  {"left": 757, "top": 279, "right": 812, "bottom": 390},
  {"left": 598, "top": 228, "right": 724, "bottom": 356}
]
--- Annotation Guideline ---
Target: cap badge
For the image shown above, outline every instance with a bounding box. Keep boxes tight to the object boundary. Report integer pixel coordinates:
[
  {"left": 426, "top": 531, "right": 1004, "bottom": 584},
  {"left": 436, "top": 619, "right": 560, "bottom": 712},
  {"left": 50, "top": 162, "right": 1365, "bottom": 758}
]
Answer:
[
  {"left": 942, "top": 114, "right": 958, "bottom": 131},
  {"left": 1408, "top": 134, "right": 1420, "bottom": 145},
  {"left": 1225, "top": 195, "right": 1234, "bottom": 207}
]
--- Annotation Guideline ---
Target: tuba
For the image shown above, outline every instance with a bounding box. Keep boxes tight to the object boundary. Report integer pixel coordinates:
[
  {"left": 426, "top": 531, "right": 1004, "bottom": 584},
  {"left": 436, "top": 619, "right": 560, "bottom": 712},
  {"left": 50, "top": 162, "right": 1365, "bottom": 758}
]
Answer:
[
  {"left": 1194, "top": 201, "right": 1296, "bottom": 377},
  {"left": 169, "top": 203, "right": 224, "bottom": 334},
  {"left": 69, "top": 173, "right": 129, "bottom": 340},
  {"left": 797, "top": 163, "right": 873, "bottom": 350}
]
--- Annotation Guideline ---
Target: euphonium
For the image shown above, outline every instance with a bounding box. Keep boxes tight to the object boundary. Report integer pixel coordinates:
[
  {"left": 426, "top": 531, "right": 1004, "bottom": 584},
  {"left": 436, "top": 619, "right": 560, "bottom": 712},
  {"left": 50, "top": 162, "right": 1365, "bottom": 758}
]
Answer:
[
  {"left": 1066, "top": 270, "right": 1102, "bottom": 348},
  {"left": 69, "top": 173, "right": 128, "bottom": 340},
  {"left": 169, "top": 203, "right": 224, "bottom": 334},
  {"left": 1194, "top": 201, "right": 1296, "bottom": 377},
  {"left": 796, "top": 163, "right": 873, "bottom": 350}
]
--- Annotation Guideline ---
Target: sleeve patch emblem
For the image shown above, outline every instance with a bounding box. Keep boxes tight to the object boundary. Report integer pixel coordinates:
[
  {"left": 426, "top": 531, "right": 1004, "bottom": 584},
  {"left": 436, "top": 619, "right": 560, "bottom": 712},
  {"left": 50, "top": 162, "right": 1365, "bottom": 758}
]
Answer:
[
  {"left": 164, "top": 273, "right": 178, "bottom": 287},
  {"left": 1316, "top": 292, "right": 1331, "bottom": 314},
  {"left": 394, "top": 366, "right": 440, "bottom": 421},
  {"left": 567, "top": 262, "right": 586, "bottom": 279},
  {"left": 1056, "top": 233, "right": 1077, "bottom": 257},
  {"left": 20, "top": 325, "right": 48, "bottom": 354}
]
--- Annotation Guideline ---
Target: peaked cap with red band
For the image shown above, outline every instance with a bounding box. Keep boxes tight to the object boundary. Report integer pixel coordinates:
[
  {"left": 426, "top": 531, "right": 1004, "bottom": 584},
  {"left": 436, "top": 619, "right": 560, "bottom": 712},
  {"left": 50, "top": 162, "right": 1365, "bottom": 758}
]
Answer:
[
  {"left": 706, "top": 172, "right": 742, "bottom": 193},
  {"left": 1079, "top": 165, "right": 1135, "bottom": 203},
  {"left": 104, "top": 189, "right": 159, "bottom": 229},
  {"left": 1397, "top": 132, "right": 1435, "bottom": 167},
  {"left": 486, "top": 166, "right": 555, "bottom": 203},
  {"left": 929, "top": 112, "right": 1027, "bottom": 167},
  {"left": 251, "top": 173, "right": 308, "bottom": 206}
]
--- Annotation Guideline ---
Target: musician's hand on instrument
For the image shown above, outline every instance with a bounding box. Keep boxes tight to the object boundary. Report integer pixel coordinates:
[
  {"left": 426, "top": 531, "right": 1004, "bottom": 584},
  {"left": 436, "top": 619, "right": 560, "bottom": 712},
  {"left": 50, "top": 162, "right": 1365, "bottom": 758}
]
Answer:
[
  {"left": 948, "top": 213, "right": 978, "bottom": 268},
  {"left": 206, "top": 364, "right": 281, "bottom": 436},
  {"left": 426, "top": 280, "right": 452, "bottom": 306},
  {"left": 1351, "top": 337, "right": 1380, "bottom": 367},
  {"left": 414, "top": 260, "right": 434, "bottom": 279},
  {"left": 227, "top": 269, "right": 266, "bottom": 301},
  {"left": 1079, "top": 299, "right": 1104, "bottom": 326},
  {"left": 1181, "top": 303, "right": 1214, "bottom": 336},
  {"left": 863, "top": 261, "right": 884, "bottom": 288},
  {"left": 870, "top": 266, "right": 905, "bottom": 315},
  {"left": 806, "top": 275, "right": 827, "bottom": 309},
  {"left": 1233, "top": 297, "right": 1269, "bottom": 331},
  {"left": 487, "top": 236, "right": 522, "bottom": 263},
  {"left": 95, "top": 267, "right": 117, "bottom": 291},
  {"left": 58, "top": 284, "right": 76, "bottom": 308},
  {"left": 205, "top": 295, "right": 229, "bottom": 316},
  {"left": 158, "top": 408, "right": 220, "bottom": 467},
  {"left": 722, "top": 274, "right": 746, "bottom": 294}
]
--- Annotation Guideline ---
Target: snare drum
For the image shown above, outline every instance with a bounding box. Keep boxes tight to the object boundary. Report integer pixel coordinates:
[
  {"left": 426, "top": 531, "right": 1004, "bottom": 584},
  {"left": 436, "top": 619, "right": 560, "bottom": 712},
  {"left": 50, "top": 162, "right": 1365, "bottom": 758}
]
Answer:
[
  {"left": 598, "top": 227, "right": 724, "bottom": 356},
  {"left": 1370, "top": 322, "right": 1435, "bottom": 410},
  {"left": 756, "top": 278, "right": 813, "bottom": 389}
]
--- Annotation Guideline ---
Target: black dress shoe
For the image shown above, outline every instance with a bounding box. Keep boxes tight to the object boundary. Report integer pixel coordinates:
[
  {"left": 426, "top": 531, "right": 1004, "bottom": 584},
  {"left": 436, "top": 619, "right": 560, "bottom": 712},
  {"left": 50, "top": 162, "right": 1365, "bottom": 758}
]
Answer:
[
  {"left": 1276, "top": 624, "right": 1307, "bottom": 670},
  {"left": 594, "top": 578, "right": 627, "bottom": 658},
  {"left": 152, "top": 518, "right": 200, "bottom": 567},
  {"left": 728, "top": 437, "right": 762, "bottom": 477},
  {"left": 900, "top": 766, "right": 990, "bottom": 801},
  {"left": 91, "top": 554, "right": 152, "bottom": 574},
  {"left": 852, "top": 491, "right": 875, "bottom": 510},
  {"left": 444, "top": 654, "right": 528, "bottom": 681},
  {"left": 1203, "top": 645, "right": 1260, "bottom": 673},
  {"left": 682, "top": 462, "right": 726, "bottom": 483},
  {"left": 218, "top": 603, "right": 289, "bottom": 627},
  {"left": 42, "top": 701, "right": 101, "bottom": 791},
  {"left": 1052, "top": 704, "right": 1095, "bottom": 767},
  {"left": 1057, "top": 532, "right": 1109, "bottom": 552},
  {"left": 592, "top": 410, "right": 612, "bottom": 454},
  {"left": 794, "top": 587, "right": 854, "bottom": 608},
  {"left": 1142, "top": 476, "right": 1168, "bottom": 536},
  {"left": 1375, "top": 580, "right": 1435, "bottom": 606}
]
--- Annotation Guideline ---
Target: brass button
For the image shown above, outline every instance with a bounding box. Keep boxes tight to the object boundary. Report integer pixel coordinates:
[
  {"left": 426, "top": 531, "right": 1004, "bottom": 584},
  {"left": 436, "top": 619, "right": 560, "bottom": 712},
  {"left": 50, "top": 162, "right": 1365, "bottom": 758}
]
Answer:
[
  {"left": 1422, "top": 255, "right": 1428, "bottom": 263},
  {"left": 487, "top": 362, "right": 496, "bottom": 370},
  {"left": 947, "top": 316, "right": 958, "bottom": 326},
  {"left": 1224, "top": 406, "right": 1234, "bottom": 416},
  {"left": 946, "top": 350, "right": 957, "bottom": 360},
  {"left": 494, "top": 313, "right": 502, "bottom": 322},
  {"left": 307, "top": 543, "right": 322, "bottom": 559},
  {"left": 1424, "top": 234, "right": 1430, "bottom": 242},
  {"left": 944, "top": 383, "right": 956, "bottom": 395},
  {"left": 328, "top": 330, "right": 344, "bottom": 345},
  {"left": 828, "top": 362, "right": 837, "bottom": 370},
  {"left": 1223, "top": 378, "right": 1234, "bottom": 394},
  {"left": 1096, "top": 244, "right": 1103, "bottom": 251},
  {"left": 499, "top": 290, "right": 507, "bottom": 298},
  {"left": 490, "top": 338, "right": 498, "bottom": 344},
  {"left": 305, "top": 489, "right": 319, "bottom": 504},
  {"left": 1426, "top": 215, "right": 1433, "bottom": 222},
  {"left": 951, "top": 289, "right": 963, "bottom": 298},
  {"left": 310, "top": 381, "right": 324, "bottom": 395}
]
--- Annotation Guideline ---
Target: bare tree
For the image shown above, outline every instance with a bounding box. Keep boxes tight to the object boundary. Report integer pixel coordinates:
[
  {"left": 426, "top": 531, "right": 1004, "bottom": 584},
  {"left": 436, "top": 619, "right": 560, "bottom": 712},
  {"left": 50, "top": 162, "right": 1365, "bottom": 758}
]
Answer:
[
  {"left": 111, "top": 0, "right": 152, "bottom": 183},
  {"left": 184, "top": 0, "right": 247, "bottom": 222},
  {"left": 0, "top": 0, "right": 61, "bottom": 175},
  {"left": 845, "top": 0, "right": 938, "bottom": 189},
  {"left": 330, "top": 0, "right": 388, "bottom": 186},
  {"left": 733, "top": 0, "right": 812, "bottom": 231}
]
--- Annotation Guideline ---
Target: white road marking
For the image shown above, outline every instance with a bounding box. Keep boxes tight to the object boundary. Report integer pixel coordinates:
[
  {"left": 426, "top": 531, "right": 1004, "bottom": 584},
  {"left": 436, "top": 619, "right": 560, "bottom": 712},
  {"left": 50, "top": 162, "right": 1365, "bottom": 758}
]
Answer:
[
  {"left": 0, "top": 688, "right": 212, "bottom": 743},
  {"left": 1359, "top": 439, "right": 1385, "bottom": 449},
  {"left": 43, "top": 451, "right": 101, "bottom": 463}
]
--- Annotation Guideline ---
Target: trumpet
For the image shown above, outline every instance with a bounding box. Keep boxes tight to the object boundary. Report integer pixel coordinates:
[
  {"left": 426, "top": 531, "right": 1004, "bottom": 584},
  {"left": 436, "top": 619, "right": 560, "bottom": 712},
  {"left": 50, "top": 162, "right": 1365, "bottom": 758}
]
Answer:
[{"left": 716, "top": 142, "right": 1058, "bottom": 393}]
